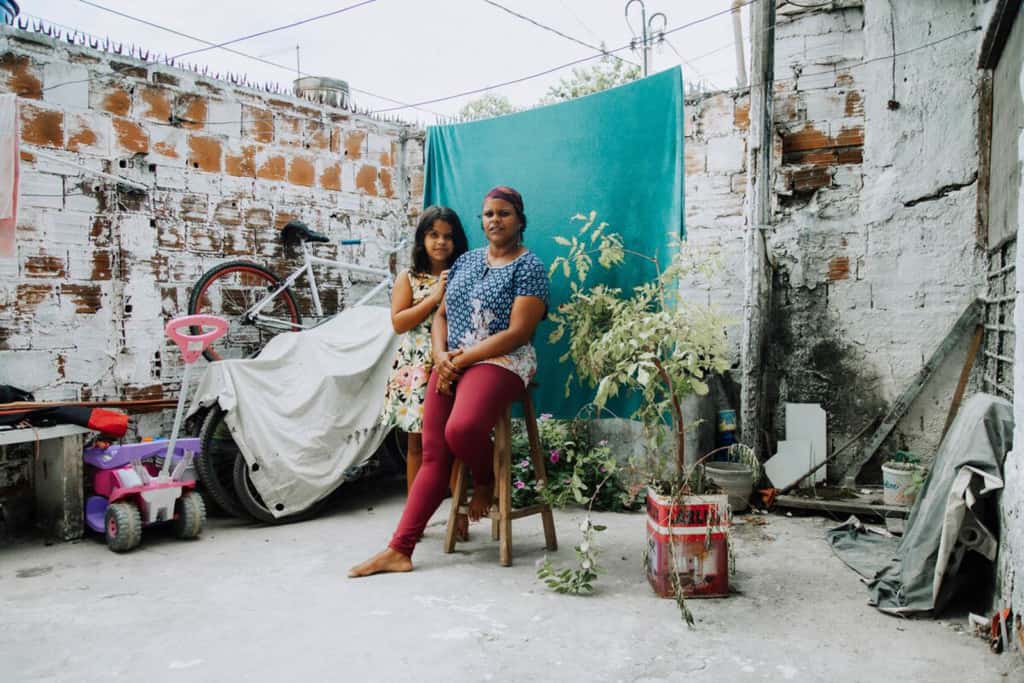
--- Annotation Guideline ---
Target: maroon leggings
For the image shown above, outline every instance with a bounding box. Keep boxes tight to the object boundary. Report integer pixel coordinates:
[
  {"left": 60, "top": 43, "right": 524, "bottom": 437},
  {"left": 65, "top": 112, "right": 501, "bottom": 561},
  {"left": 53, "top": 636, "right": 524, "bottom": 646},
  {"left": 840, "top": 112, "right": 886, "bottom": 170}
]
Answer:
[{"left": 389, "top": 363, "right": 524, "bottom": 557}]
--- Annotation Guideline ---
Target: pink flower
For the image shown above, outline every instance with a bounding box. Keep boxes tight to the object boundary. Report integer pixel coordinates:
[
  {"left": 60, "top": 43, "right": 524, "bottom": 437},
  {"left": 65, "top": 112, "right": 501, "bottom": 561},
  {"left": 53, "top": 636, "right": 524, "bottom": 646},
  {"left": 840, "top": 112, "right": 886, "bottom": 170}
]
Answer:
[
  {"left": 519, "top": 459, "right": 531, "bottom": 469},
  {"left": 550, "top": 449, "right": 561, "bottom": 464},
  {"left": 540, "top": 413, "right": 553, "bottom": 421},
  {"left": 514, "top": 480, "right": 526, "bottom": 489}
]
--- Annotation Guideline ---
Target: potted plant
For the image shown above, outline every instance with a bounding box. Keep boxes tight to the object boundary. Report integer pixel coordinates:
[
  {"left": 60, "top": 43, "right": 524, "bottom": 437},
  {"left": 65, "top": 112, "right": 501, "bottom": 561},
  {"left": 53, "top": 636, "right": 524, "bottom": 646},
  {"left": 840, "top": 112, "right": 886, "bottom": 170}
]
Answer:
[
  {"left": 702, "top": 443, "right": 761, "bottom": 513},
  {"left": 882, "top": 450, "right": 926, "bottom": 506},
  {"left": 540, "top": 212, "right": 734, "bottom": 615}
]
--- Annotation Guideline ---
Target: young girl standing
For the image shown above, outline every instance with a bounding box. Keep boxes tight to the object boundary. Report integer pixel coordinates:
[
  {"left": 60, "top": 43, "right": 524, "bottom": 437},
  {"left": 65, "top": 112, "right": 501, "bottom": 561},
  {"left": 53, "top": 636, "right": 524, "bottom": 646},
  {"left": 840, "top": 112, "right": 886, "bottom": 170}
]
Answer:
[{"left": 381, "top": 206, "right": 469, "bottom": 513}]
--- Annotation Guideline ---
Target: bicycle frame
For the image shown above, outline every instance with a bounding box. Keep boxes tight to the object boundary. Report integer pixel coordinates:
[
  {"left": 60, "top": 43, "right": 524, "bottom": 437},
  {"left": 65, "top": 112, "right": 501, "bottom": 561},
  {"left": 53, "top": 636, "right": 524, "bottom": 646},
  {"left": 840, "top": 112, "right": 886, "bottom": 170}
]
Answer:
[{"left": 247, "top": 239, "right": 396, "bottom": 331}]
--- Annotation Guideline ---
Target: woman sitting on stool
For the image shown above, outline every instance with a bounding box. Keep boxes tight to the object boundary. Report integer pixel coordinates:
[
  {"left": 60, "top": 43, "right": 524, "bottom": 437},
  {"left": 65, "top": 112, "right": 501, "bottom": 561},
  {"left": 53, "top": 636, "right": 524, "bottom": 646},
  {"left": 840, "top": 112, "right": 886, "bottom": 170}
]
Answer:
[{"left": 349, "top": 186, "right": 548, "bottom": 577}]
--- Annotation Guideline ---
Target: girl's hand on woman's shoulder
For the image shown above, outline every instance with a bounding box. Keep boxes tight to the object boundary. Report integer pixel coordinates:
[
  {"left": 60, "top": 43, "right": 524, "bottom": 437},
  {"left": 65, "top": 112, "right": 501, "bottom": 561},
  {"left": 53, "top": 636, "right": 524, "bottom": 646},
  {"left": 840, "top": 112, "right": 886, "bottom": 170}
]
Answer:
[{"left": 429, "top": 269, "right": 449, "bottom": 304}]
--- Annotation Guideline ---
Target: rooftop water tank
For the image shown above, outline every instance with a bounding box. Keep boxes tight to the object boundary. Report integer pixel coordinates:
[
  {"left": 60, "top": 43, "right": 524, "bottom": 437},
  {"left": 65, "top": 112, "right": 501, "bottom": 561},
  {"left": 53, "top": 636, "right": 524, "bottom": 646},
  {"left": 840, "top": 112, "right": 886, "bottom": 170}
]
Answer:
[{"left": 293, "top": 76, "right": 350, "bottom": 110}]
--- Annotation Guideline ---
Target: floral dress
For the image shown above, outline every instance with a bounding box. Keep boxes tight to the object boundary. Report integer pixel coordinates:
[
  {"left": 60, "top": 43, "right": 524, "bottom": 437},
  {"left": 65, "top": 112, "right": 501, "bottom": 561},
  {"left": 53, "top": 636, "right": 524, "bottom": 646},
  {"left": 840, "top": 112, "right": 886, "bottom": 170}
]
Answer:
[{"left": 381, "top": 271, "right": 440, "bottom": 433}]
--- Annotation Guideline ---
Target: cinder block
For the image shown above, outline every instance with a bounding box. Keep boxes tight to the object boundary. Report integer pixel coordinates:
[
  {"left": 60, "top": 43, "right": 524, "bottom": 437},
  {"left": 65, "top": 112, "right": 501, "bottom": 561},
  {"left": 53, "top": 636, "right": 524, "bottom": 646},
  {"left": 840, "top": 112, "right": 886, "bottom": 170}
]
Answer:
[
  {"left": 64, "top": 110, "right": 112, "bottom": 157},
  {"left": 706, "top": 136, "right": 746, "bottom": 175},
  {"left": 206, "top": 99, "right": 242, "bottom": 138},
  {"left": 19, "top": 171, "right": 63, "bottom": 210},
  {"left": 42, "top": 62, "right": 89, "bottom": 109}
]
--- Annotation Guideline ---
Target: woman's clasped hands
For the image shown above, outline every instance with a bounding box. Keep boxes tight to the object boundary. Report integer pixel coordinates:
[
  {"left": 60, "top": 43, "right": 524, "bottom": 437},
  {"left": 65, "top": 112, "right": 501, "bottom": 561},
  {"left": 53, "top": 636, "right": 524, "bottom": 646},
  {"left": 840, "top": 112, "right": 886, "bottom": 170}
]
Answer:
[{"left": 433, "top": 348, "right": 463, "bottom": 395}]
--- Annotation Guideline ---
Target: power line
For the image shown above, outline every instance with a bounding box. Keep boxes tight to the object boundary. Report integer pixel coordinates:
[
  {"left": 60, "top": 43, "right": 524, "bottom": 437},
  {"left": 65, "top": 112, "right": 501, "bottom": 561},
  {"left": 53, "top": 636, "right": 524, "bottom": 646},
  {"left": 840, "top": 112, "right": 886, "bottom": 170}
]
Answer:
[
  {"left": 555, "top": 0, "right": 603, "bottom": 44},
  {"left": 482, "top": 0, "right": 638, "bottom": 67},
  {"left": 664, "top": 37, "right": 719, "bottom": 91},
  {"left": 373, "top": 0, "right": 758, "bottom": 113},
  {"left": 166, "top": 0, "right": 377, "bottom": 60},
  {"left": 42, "top": 4, "right": 440, "bottom": 118}
]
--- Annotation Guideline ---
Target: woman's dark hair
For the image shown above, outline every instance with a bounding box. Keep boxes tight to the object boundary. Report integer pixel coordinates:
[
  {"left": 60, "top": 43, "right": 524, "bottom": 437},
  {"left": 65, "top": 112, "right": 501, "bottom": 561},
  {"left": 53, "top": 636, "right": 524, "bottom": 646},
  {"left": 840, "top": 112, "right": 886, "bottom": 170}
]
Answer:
[{"left": 411, "top": 206, "right": 469, "bottom": 274}]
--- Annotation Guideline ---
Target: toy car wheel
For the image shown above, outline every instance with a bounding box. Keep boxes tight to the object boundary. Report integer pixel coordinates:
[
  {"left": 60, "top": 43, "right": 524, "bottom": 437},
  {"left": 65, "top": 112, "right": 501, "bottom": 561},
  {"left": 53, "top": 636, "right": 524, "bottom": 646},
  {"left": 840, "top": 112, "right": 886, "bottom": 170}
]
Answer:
[
  {"left": 173, "top": 490, "right": 206, "bottom": 539},
  {"left": 104, "top": 502, "right": 142, "bottom": 552}
]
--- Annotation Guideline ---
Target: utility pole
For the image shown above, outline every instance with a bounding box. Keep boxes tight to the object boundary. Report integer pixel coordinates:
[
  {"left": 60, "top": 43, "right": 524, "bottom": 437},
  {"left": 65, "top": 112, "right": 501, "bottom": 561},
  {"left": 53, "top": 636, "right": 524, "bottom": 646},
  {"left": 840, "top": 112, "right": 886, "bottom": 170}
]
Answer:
[
  {"left": 740, "top": 0, "right": 776, "bottom": 459},
  {"left": 625, "top": 0, "right": 666, "bottom": 77}
]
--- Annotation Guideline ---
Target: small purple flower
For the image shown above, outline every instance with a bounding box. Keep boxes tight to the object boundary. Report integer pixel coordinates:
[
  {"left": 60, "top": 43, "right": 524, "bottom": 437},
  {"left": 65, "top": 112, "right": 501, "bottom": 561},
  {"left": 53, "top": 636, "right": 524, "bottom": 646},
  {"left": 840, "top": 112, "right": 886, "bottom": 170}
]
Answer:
[
  {"left": 519, "top": 459, "right": 531, "bottom": 469},
  {"left": 550, "top": 449, "right": 561, "bottom": 464},
  {"left": 514, "top": 480, "right": 526, "bottom": 489},
  {"left": 540, "top": 413, "right": 553, "bottom": 421}
]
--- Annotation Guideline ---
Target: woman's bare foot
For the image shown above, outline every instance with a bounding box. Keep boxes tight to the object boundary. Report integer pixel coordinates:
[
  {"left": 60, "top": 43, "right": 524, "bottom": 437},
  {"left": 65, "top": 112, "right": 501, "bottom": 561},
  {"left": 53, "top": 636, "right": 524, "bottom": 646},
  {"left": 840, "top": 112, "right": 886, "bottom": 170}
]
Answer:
[
  {"left": 467, "top": 483, "right": 494, "bottom": 522},
  {"left": 347, "top": 548, "right": 413, "bottom": 578},
  {"left": 455, "top": 513, "right": 470, "bottom": 542}
]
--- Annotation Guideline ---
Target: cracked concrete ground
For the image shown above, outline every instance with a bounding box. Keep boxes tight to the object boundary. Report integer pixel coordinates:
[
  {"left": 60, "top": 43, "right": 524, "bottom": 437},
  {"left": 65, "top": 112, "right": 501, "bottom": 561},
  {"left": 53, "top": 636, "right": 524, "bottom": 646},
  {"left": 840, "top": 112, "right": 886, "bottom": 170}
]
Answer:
[{"left": 1, "top": 479, "right": 1020, "bottom": 682}]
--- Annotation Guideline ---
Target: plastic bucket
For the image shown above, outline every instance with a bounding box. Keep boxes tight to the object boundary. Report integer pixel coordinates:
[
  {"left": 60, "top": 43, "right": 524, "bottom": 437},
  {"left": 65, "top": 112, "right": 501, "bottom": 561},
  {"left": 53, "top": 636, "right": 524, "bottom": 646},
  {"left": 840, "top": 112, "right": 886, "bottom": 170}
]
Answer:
[
  {"left": 882, "top": 463, "right": 919, "bottom": 506},
  {"left": 704, "top": 462, "right": 753, "bottom": 512}
]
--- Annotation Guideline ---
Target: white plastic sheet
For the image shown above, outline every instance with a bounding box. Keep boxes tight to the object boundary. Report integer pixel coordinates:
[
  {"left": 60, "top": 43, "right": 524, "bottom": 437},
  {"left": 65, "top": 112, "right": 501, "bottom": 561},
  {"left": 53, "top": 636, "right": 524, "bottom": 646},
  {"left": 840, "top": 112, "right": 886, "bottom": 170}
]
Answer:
[{"left": 189, "top": 306, "right": 399, "bottom": 517}]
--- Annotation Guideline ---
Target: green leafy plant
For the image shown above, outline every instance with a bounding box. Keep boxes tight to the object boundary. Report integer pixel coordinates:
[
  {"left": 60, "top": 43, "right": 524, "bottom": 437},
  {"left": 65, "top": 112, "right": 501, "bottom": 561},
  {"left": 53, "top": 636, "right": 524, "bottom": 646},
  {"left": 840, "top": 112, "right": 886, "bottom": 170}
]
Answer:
[
  {"left": 548, "top": 211, "right": 732, "bottom": 490},
  {"left": 538, "top": 211, "right": 734, "bottom": 620},
  {"left": 537, "top": 516, "right": 607, "bottom": 595}
]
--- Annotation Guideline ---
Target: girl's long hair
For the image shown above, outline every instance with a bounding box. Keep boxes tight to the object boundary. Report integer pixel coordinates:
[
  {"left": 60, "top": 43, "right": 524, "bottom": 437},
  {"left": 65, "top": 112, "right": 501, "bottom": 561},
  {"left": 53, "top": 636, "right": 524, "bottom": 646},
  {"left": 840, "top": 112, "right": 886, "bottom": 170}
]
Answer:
[{"left": 411, "top": 206, "right": 469, "bottom": 274}]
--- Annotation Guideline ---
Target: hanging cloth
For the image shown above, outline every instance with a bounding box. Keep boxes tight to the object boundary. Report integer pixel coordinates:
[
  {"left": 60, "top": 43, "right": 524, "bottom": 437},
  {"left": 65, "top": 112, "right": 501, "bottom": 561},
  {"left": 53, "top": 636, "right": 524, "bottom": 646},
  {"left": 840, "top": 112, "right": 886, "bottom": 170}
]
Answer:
[{"left": 0, "top": 92, "right": 19, "bottom": 258}]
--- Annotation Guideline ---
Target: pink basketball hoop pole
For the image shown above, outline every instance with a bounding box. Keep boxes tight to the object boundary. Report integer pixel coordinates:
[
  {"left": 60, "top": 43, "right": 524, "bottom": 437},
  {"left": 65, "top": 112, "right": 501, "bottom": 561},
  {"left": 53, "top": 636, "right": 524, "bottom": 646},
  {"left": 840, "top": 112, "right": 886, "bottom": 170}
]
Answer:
[{"left": 160, "top": 315, "right": 228, "bottom": 478}]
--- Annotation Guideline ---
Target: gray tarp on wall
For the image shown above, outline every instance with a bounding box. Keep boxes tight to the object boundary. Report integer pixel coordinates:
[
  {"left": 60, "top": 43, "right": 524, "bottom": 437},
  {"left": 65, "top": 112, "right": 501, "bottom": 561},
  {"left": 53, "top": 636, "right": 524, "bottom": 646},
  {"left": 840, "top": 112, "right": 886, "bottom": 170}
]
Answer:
[{"left": 827, "top": 393, "right": 1013, "bottom": 615}]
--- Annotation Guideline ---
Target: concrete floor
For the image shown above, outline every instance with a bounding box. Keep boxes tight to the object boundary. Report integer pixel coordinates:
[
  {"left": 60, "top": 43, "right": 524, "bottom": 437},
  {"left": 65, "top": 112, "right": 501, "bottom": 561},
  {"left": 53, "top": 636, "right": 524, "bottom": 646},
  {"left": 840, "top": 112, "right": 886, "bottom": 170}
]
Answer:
[{"left": 1, "top": 480, "right": 1020, "bottom": 683}]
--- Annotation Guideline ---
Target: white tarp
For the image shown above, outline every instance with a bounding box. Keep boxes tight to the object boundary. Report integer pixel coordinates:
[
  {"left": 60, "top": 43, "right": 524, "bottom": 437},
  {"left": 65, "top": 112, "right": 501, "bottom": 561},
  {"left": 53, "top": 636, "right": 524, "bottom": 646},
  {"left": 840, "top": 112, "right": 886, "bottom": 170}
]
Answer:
[{"left": 189, "top": 306, "right": 399, "bottom": 517}]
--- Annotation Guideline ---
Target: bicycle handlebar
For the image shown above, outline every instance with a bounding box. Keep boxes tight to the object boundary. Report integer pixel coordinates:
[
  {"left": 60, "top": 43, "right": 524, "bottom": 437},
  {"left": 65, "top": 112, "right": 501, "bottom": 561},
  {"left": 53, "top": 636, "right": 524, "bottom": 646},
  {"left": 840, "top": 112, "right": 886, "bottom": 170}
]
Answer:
[{"left": 339, "top": 236, "right": 407, "bottom": 254}]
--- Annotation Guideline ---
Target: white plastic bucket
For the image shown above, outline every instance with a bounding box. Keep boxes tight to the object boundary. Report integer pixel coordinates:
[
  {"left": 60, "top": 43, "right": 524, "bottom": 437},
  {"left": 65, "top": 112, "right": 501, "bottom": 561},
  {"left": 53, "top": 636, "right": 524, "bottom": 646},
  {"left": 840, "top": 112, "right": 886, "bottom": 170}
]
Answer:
[{"left": 882, "top": 463, "right": 919, "bottom": 506}]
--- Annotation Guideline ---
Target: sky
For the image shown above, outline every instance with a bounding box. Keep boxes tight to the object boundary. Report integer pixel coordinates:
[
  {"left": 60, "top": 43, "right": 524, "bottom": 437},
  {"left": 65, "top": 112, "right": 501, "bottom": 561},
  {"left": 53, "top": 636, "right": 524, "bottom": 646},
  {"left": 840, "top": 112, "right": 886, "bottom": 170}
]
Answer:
[{"left": 21, "top": 0, "right": 748, "bottom": 124}]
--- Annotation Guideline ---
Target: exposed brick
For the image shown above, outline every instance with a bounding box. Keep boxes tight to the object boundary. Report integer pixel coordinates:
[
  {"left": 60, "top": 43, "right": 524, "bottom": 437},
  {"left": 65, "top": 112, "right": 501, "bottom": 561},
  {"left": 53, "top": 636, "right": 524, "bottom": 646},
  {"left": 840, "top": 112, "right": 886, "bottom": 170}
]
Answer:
[
  {"left": 24, "top": 255, "right": 66, "bottom": 278},
  {"left": 845, "top": 90, "right": 863, "bottom": 116},
  {"left": 345, "top": 130, "right": 366, "bottom": 159},
  {"left": 157, "top": 219, "right": 185, "bottom": 250},
  {"left": 65, "top": 111, "right": 111, "bottom": 155},
  {"left": 833, "top": 125, "right": 863, "bottom": 148},
  {"left": 99, "top": 84, "right": 132, "bottom": 116},
  {"left": 109, "top": 61, "right": 147, "bottom": 79},
  {"left": 153, "top": 72, "right": 180, "bottom": 87},
  {"left": 828, "top": 256, "right": 850, "bottom": 281},
  {"left": 783, "top": 149, "right": 837, "bottom": 166},
  {"left": 276, "top": 114, "right": 303, "bottom": 148},
  {"left": 320, "top": 162, "right": 342, "bottom": 191},
  {"left": 15, "top": 284, "right": 53, "bottom": 312},
  {"left": 789, "top": 167, "right": 832, "bottom": 192},
  {"left": 20, "top": 103, "right": 63, "bottom": 148},
  {"left": 245, "top": 207, "right": 273, "bottom": 229},
  {"left": 179, "top": 194, "right": 210, "bottom": 223},
  {"left": 225, "top": 144, "right": 256, "bottom": 177},
  {"left": 305, "top": 120, "right": 331, "bottom": 150},
  {"left": 176, "top": 94, "right": 208, "bottom": 129},
  {"left": 151, "top": 126, "right": 187, "bottom": 161},
  {"left": 243, "top": 106, "right": 274, "bottom": 143},
  {"left": 113, "top": 117, "right": 149, "bottom": 153},
  {"left": 379, "top": 168, "right": 394, "bottom": 197},
  {"left": 222, "top": 225, "right": 255, "bottom": 255},
  {"left": 61, "top": 284, "right": 102, "bottom": 313},
  {"left": 90, "top": 250, "right": 113, "bottom": 280},
  {"left": 186, "top": 223, "right": 223, "bottom": 254},
  {"left": 356, "top": 164, "right": 378, "bottom": 196},
  {"left": 1, "top": 52, "right": 42, "bottom": 99},
  {"left": 836, "top": 147, "right": 863, "bottom": 165},
  {"left": 139, "top": 86, "right": 172, "bottom": 122},
  {"left": 188, "top": 135, "right": 223, "bottom": 173},
  {"left": 214, "top": 199, "right": 242, "bottom": 226},
  {"left": 288, "top": 155, "right": 315, "bottom": 187},
  {"left": 125, "top": 384, "right": 163, "bottom": 400},
  {"left": 782, "top": 124, "right": 831, "bottom": 154},
  {"left": 734, "top": 98, "right": 750, "bottom": 131},
  {"left": 257, "top": 154, "right": 286, "bottom": 181}
]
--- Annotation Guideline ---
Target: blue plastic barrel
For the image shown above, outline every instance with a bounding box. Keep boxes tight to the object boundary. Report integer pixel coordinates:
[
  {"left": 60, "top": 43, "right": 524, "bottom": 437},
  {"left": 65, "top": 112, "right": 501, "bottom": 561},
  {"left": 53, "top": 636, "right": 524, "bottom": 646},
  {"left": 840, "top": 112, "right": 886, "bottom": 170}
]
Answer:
[{"left": 0, "top": 0, "right": 19, "bottom": 25}]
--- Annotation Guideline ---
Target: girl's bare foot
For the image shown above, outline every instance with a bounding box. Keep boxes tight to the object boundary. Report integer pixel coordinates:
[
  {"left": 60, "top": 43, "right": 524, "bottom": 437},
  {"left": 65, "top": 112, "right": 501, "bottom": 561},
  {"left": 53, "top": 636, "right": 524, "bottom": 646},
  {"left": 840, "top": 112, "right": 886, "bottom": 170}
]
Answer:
[
  {"left": 347, "top": 548, "right": 413, "bottom": 578},
  {"left": 467, "top": 483, "right": 494, "bottom": 522},
  {"left": 455, "top": 513, "right": 470, "bottom": 542}
]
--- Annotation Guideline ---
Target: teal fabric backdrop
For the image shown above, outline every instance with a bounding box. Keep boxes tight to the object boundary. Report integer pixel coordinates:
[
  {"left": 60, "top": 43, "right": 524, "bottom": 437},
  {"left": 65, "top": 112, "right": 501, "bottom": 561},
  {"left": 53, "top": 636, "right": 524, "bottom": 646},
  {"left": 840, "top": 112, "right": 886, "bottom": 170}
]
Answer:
[{"left": 424, "top": 67, "right": 684, "bottom": 419}]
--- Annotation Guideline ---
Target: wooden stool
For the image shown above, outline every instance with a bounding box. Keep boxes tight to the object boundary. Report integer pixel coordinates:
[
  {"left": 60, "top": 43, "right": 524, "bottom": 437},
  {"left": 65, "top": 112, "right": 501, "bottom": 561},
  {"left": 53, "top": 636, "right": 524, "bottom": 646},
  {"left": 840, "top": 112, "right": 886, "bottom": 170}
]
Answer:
[{"left": 443, "top": 391, "right": 558, "bottom": 566}]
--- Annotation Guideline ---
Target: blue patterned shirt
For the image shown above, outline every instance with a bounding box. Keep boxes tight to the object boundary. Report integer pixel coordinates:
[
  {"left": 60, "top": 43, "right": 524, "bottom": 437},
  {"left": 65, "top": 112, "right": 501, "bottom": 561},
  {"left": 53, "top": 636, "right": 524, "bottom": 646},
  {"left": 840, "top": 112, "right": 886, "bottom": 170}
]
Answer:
[{"left": 444, "top": 248, "right": 549, "bottom": 385}]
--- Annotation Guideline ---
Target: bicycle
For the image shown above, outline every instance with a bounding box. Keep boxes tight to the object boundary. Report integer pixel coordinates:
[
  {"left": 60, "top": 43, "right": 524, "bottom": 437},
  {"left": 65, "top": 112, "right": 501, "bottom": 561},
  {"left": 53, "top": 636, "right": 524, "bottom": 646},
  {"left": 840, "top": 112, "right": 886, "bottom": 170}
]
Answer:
[
  {"left": 187, "top": 220, "right": 405, "bottom": 362},
  {"left": 187, "top": 219, "right": 409, "bottom": 523}
]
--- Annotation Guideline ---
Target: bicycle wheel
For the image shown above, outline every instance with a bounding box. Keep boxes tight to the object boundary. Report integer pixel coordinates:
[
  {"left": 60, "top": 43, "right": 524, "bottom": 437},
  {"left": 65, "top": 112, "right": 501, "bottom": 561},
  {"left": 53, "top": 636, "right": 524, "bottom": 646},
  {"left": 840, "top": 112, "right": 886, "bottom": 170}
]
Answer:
[
  {"left": 188, "top": 260, "right": 302, "bottom": 362},
  {"left": 196, "top": 404, "right": 250, "bottom": 519},
  {"left": 232, "top": 453, "right": 324, "bottom": 525}
]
